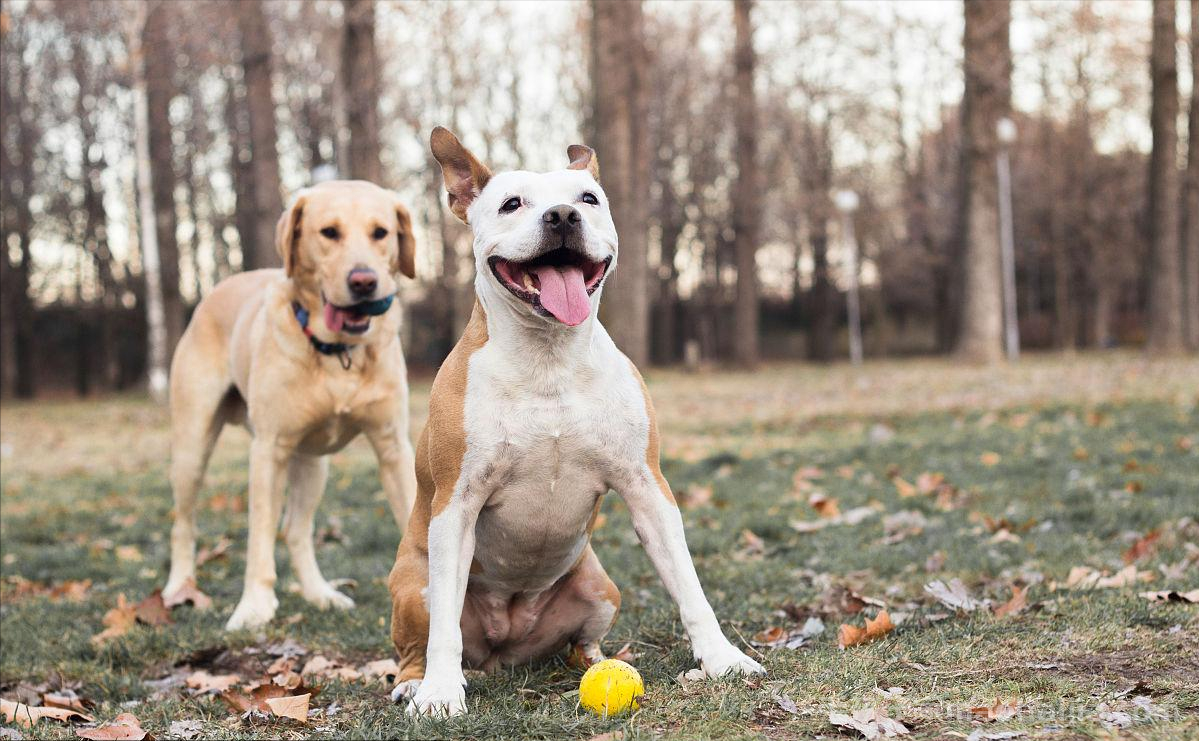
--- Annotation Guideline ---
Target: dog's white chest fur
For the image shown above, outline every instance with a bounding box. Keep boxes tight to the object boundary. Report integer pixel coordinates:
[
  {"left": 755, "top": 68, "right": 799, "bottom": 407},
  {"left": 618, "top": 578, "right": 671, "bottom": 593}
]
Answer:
[{"left": 461, "top": 331, "right": 646, "bottom": 594}]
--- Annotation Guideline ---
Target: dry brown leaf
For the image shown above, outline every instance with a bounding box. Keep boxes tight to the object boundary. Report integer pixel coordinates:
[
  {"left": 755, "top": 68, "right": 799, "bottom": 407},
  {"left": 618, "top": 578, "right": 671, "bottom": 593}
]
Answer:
[
  {"left": 0, "top": 697, "right": 94, "bottom": 727},
  {"left": 971, "top": 698, "right": 1019, "bottom": 722},
  {"left": 162, "top": 578, "right": 212, "bottom": 611},
  {"left": 1062, "top": 565, "right": 1153, "bottom": 590},
  {"left": 1138, "top": 589, "right": 1199, "bottom": 603},
  {"left": 915, "top": 472, "right": 944, "bottom": 494},
  {"left": 90, "top": 594, "right": 137, "bottom": 645},
  {"left": 1122, "top": 530, "right": 1161, "bottom": 564},
  {"left": 828, "top": 706, "right": 909, "bottom": 738},
  {"left": 133, "top": 592, "right": 172, "bottom": 627},
  {"left": 610, "top": 642, "right": 640, "bottom": 662},
  {"left": 358, "top": 659, "right": 400, "bottom": 683},
  {"left": 808, "top": 493, "right": 841, "bottom": 518},
  {"left": 272, "top": 671, "right": 303, "bottom": 690},
  {"left": 263, "top": 693, "right": 309, "bottom": 722},
  {"left": 75, "top": 712, "right": 149, "bottom": 740},
  {"left": 838, "top": 610, "right": 895, "bottom": 649},
  {"left": 221, "top": 679, "right": 319, "bottom": 716},
  {"left": 680, "top": 484, "right": 713, "bottom": 509},
  {"left": 300, "top": 656, "right": 361, "bottom": 682},
  {"left": 992, "top": 585, "right": 1029, "bottom": 618},
  {"left": 114, "top": 545, "right": 143, "bottom": 562},
  {"left": 50, "top": 579, "right": 93, "bottom": 602},
  {"left": 891, "top": 477, "right": 918, "bottom": 498},
  {"left": 979, "top": 452, "right": 1001, "bottom": 467},
  {"left": 42, "top": 690, "right": 92, "bottom": 713},
  {"left": 184, "top": 670, "right": 241, "bottom": 694},
  {"left": 737, "top": 529, "right": 766, "bottom": 559},
  {"left": 266, "top": 656, "right": 296, "bottom": 676},
  {"left": 195, "top": 537, "right": 232, "bottom": 568}
]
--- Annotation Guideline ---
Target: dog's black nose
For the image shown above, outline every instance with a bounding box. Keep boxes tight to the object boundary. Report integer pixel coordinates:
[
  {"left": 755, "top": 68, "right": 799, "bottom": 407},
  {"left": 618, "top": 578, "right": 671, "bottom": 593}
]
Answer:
[
  {"left": 347, "top": 268, "right": 378, "bottom": 297},
  {"left": 542, "top": 205, "right": 581, "bottom": 233}
]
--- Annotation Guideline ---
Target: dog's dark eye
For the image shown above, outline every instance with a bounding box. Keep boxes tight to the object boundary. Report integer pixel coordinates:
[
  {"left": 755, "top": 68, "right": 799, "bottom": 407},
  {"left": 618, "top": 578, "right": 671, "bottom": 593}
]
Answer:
[
  {"left": 372, "top": 227, "right": 388, "bottom": 240},
  {"left": 499, "top": 196, "right": 522, "bottom": 214},
  {"left": 320, "top": 226, "right": 340, "bottom": 240},
  {"left": 580, "top": 192, "right": 599, "bottom": 206}
]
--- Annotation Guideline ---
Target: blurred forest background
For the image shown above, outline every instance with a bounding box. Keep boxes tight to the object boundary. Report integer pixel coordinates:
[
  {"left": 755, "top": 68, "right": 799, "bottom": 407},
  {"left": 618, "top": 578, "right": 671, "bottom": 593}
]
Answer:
[{"left": 1, "top": 0, "right": 1197, "bottom": 400}]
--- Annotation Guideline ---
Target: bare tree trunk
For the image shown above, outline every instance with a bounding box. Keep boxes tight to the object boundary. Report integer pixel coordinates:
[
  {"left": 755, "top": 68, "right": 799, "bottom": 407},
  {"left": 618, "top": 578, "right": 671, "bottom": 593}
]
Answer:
[
  {"left": 802, "top": 120, "right": 835, "bottom": 362},
  {"left": 132, "top": 5, "right": 170, "bottom": 402},
  {"left": 341, "top": 0, "right": 382, "bottom": 183},
  {"left": 238, "top": 0, "right": 283, "bottom": 269},
  {"left": 955, "top": 0, "right": 1011, "bottom": 363},
  {"left": 1183, "top": 0, "right": 1199, "bottom": 351},
  {"left": 1147, "top": 0, "right": 1184, "bottom": 352},
  {"left": 591, "top": 0, "right": 650, "bottom": 367},
  {"left": 144, "top": 0, "right": 184, "bottom": 353},
  {"left": 731, "top": 0, "right": 760, "bottom": 367},
  {"left": 224, "top": 71, "right": 258, "bottom": 271}
]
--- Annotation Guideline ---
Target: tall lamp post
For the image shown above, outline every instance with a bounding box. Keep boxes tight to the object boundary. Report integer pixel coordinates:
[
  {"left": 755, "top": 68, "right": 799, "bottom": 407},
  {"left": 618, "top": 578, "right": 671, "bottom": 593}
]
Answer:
[
  {"left": 996, "top": 117, "right": 1019, "bottom": 361},
  {"left": 834, "top": 189, "right": 863, "bottom": 366}
]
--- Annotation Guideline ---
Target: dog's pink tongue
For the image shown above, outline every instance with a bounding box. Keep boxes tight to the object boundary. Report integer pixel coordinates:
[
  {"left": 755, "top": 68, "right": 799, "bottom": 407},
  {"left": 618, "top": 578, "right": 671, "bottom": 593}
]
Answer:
[
  {"left": 323, "top": 303, "right": 346, "bottom": 333},
  {"left": 532, "top": 265, "right": 590, "bottom": 326}
]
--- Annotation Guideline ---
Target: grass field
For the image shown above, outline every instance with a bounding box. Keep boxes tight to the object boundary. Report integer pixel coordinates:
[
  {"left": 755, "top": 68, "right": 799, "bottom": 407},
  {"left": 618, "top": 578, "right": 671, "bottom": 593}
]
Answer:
[{"left": 1, "top": 353, "right": 1197, "bottom": 740}]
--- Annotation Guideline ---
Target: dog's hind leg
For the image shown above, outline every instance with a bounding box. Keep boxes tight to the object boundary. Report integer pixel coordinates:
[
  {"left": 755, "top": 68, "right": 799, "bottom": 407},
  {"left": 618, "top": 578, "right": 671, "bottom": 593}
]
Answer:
[
  {"left": 164, "top": 358, "right": 229, "bottom": 600},
  {"left": 283, "top": 454, "right": 354, "bottom": 610}
]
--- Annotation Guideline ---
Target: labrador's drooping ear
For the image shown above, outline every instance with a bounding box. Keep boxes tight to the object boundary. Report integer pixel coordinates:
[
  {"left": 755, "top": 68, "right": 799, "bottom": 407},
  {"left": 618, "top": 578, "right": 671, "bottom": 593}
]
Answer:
[
  {"left": 566, "top": 144, "right": 599, "bottom": 182},
  {"left": 275, "top": 192, "right": 308, "bottom": 277},
  {"left": 394, "top": 200, "right": 417, "bottom": 279},
  {"left": 430, "top": 126, "right": 492, "bottom": 223}
]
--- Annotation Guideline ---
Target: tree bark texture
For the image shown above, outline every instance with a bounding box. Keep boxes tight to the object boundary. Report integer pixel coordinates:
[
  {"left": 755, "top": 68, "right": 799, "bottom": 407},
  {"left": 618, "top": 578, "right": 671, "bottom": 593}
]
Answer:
[
  {"left": 1182, "top": 0, "right": 1199, "bottom": 350},
  {"left": 731, "top": 0, "right": 760, "bottom": 366},
  {"left": 955, "top": 0, "right": 1011, "bottom": 363},
  {"left": 238, "top": 0, "right": 283, "bottom": 269},
  {"left": 342, "top": 0, "right": 382, "bottom": 184},
  {"left": 1147, "top": 0, "right": 1184, "bottom": 352}
]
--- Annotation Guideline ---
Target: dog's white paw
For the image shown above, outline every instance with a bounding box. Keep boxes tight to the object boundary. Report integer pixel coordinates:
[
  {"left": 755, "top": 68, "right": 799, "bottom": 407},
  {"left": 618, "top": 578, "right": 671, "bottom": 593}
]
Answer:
[
  {"left": 697, "top": 642, "right": 766, "bottom": 679},
  {"left": 390, "top": 679, "right": 421, "bottom": 703},
  {"left": 302, "top": 582, "right": 356, "bottom": 611},
  {"left": 225, "top": 590, "right": 278, "bottom": 631},
  {"left": 406, "top": 675, "right": 467, "bottom": 717}
]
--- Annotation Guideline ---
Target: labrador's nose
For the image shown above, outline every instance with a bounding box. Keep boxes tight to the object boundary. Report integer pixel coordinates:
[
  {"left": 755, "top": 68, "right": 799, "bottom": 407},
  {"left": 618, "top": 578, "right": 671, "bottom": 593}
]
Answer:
[
  {"left": 347, "top": 267, "right": 378, "bottom": 298},
  {"left": 542, "top": 204, "right": 581, "bottom": 234}
]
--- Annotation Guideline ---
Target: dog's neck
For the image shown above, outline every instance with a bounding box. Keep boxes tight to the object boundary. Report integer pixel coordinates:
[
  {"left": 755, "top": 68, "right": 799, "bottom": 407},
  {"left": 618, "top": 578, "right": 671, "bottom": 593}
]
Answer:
[{"left": 475, "top": 273, "right": 602, "bottom": 377}]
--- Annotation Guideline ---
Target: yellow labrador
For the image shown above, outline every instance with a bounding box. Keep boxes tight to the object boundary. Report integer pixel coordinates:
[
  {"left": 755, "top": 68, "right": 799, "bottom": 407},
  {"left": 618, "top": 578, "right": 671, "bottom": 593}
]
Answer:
[{"left": 163, "top": 180, "right": 419, "bottom": 631}]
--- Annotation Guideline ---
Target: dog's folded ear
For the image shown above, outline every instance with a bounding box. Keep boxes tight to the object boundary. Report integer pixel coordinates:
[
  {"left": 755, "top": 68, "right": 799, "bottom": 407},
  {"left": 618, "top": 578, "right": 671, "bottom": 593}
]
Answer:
[
  {"left": 275, "top": 191, "right": 309, "bottom": 277},
  {"left": 566, "top": 145, "right": 600, "bottom": 182},
  {"left": 394, "top": 200, "right": 417, "bottom": 279},
  {"left": 430, "top": 127, "right": 492, "bottom": 224}
]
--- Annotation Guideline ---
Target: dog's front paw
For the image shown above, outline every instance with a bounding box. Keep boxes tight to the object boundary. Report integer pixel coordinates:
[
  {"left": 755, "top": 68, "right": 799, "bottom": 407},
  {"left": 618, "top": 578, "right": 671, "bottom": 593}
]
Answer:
[
  {"left": 406, "top": 675, "right": 467, "bottom": 717},
  {"left": 225, "top": 590, "right": 278, "bottom": 631},
  {"left": 301, "top": 582, "right": 355, "bottom": 611},
  {"left": 697, "top": 642, "right": 765, "bottom": 678}
]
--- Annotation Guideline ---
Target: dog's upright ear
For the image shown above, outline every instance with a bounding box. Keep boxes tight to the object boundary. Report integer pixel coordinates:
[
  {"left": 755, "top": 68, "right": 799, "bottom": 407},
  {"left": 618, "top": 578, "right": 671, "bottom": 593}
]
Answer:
[
  {"left": 393, "top": 200, "right": 417, "bottom": 279},
  {"left": 274, "top": 191, "right": 308, "bottom": 277},
  {"left": 566, "top": 144, "right": 600, "bottom": 182},
  {"left": 430, "top": 127, "right": 492, "bottom": 223}
]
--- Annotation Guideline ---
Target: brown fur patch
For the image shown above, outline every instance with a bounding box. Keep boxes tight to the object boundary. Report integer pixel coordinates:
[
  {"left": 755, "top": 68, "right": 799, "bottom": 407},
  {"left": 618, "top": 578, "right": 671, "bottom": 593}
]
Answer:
[{"left": 630, "top": 361, "right": 677, "bottom": 505}]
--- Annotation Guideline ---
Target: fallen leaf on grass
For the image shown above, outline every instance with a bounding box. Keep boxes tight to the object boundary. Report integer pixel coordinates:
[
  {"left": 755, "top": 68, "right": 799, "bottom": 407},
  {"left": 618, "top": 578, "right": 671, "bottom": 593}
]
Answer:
[
  {"left": 358, "top": 659, "right": 400, "bottom": 685},
  {"left": 195, "top": 537, "right": 232, "bottom": 568},
  {"left": 0, "top": 727, "right": 21, "bottom": 740},
  {"left": 133, "top": 592, "right": 172, "bottom": 627},
  {"left": 979, "top": 452, "right": 1001, "bottom": 466},
  {"left": 924, "top": 579, "right": 987, "bottom": 612},
  {"left": 610, "top": 643, "right": 640, "bottom": 662},
  {"left": 891, "top": 477, "right": 918, "bottom": 498},
  {"left": 753, "top": 617, "right": 824, "bottom": 650},
  {"left": 90, "top": 595, "right": 137, "bottom": 645},
  {"left": 42, "top": 690, "right": 93, "bottom": 713},
  {"left": 734, "top": 529, "right": 766, "bottom": 561},
  {"left": 829, "top": 707, "right": 909, "bottom": 739},
  {"left": 992, "top": 586, "right": 1029, "bottom": 618},
  {"left": 791, "top": 505, "right": 879, "bottom": 533},
  {"left": 184, "top": 670, "right": 241, "bottom": 694},
  {"left": 114, "top": 545, "right": 143, "bottom": 562},
  {"left": 1060, "top": 565, "right": 1153, "bottom": 590},
  {"left": 1138, "top": 589, "right": 1199, "bottom": 603},
  {"left": 161, "top": 578, "right": 212, "bottom": 611},
  {"left": 165, "top": 720, "right": 204, "bottom": 739},
  {"left": 0, "top": 698, "right": 94, "bottom": 727},
  {"left": 881, "top": 510, "right": 927, "bottom": 544},
  {"left": 808, "top": 493, "right": 840, "bottom": 518},
  {"left": 970, "top": 698, "right": 1019, "bottom": 721},
  {"left": 75, "top": 712, "right": 149, "bottom": 740},
  {"left": 680, "top": 485, "right": 713, "bottom": 509},
  {"left": 263, "top": 693, "right": 309, "bottom": 723},
  {"left": 838, "top": 610, "right": 895, "bottom": 649},
  {"left": 300, "top": 656, "right": 361, "bottom": 682},
  {"left": 220, "top": 680, "right": 319, "bottom": 717},
  {"left": 1122, "top": 530, "right": 1161, "bottom": 564}
]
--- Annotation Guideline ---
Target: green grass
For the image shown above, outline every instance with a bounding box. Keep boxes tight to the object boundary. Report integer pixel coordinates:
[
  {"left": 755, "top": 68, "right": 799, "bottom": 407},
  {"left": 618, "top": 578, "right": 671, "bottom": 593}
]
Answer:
[{"left": 2, "top": 369, "right": 1198, "bottom": 739}]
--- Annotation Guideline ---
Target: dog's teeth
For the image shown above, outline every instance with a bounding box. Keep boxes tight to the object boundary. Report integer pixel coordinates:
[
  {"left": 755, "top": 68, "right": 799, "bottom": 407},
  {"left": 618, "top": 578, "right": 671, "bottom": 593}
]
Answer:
[{"left": 522, "top": 273, "right": 539, "bottom": 294}]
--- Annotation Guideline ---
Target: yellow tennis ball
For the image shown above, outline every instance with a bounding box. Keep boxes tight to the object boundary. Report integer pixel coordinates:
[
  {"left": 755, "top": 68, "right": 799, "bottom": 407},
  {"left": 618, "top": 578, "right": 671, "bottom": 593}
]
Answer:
[{"left": 579, "top": 659, "right": 644, "bottom": 717}]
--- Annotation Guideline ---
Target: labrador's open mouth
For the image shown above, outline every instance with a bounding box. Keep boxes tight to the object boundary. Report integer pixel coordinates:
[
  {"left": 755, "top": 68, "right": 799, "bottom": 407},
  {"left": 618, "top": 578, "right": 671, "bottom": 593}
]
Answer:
[
  {"left": 489, "top": 248, "right": 610, "bottom": 326},
  {"left": 323, "top": 300, "right": 374, "bottom": 335}
]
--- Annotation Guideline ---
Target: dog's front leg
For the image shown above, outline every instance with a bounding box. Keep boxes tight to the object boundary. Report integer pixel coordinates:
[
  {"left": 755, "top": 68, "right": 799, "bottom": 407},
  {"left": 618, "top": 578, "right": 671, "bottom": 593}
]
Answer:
[
  {"left": 406, "top": 491, "right": 482, "bottom": 717},
  {"left": 226, "top": 434, "right": 290, "bottom": 631},
  {"left": 620, "top": 470, "right": 765, "bottom": 678},
  {"left": 366, "top": 423, "right": 417, "bottom": 534}
]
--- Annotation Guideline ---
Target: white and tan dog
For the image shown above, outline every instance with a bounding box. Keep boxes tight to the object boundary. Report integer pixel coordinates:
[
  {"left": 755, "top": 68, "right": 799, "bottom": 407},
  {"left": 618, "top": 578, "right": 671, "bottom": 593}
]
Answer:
[
  {"left": 164, "top": 180, "right": 419, "bottom": 631},
  {"left": 387, "top": 128, "right": 764, "bottom": 716}
]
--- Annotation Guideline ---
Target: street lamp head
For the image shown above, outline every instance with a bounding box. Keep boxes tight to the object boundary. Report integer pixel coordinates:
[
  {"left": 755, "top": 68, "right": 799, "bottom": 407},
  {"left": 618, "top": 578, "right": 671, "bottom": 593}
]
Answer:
[
  {"left": 833, "top": 189, "right": 859, "bottom": 214},
  {"left": 997, "top": 117, "right": 1017, "bottom": 145}
]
